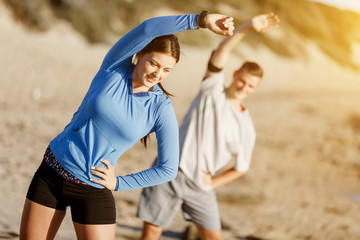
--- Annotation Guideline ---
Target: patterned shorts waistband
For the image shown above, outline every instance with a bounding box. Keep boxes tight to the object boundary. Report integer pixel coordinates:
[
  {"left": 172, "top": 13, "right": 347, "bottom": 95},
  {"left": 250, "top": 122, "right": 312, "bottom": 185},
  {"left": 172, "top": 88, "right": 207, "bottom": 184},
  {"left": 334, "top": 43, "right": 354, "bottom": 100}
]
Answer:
[{"left": 43, "top": 145, "right": 86, "bottom": 185}]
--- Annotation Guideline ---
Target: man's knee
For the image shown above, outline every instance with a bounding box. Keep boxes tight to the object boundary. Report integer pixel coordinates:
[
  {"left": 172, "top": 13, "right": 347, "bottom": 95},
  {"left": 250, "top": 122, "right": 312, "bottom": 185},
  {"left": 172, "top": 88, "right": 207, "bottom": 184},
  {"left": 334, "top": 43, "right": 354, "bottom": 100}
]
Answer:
[
  {"left": 194, "top": 222, "right": 223, "bottom": 240},
  {"left": 141, "top": 221, "right": 163, "bottom": 240}
]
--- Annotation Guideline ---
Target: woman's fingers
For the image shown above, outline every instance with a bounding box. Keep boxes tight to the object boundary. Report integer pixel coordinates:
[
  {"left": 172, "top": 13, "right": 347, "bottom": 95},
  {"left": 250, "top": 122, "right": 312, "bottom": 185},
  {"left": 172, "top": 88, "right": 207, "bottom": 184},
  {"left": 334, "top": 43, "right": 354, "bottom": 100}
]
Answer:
[
  {"left": 223, "top": 17, "right": 234, "bottom": 35},
  {"left": 207, "top": 14, "right": 234, "bottom": 36},
  {"left": 91, "top": 167, "right": 107, "bottom": 178},
  {"left": 223, "top": 18, "right": 235, "bottom": 33},
  {"left": 100, "top": 159, "right": 112, "bottom": 169},
  {"left": 89, "top": 178, "right": 103, "bottom": 185},
  {"left": 91, "top": 160, "right": 112, "bottom": 175},
  {"left": 90, "top": 159, "right": 116, "bottom": 190}
]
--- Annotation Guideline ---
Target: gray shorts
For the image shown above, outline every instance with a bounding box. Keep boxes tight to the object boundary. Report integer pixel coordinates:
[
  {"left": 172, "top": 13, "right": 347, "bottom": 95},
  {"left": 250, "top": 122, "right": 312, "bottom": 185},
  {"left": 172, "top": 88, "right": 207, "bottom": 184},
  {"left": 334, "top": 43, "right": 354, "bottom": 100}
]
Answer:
[{"left": 137, "top": 170, "right": 221, "bottom": 230}]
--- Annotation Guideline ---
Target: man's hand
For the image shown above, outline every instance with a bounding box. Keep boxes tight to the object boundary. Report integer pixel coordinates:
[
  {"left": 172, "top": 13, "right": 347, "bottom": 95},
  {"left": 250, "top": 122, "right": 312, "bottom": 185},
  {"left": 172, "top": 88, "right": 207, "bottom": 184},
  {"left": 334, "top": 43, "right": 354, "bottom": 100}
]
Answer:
[
  {"left": 203, "top": 169, "right": 246, "bottom": 189},
  {"left": 251, "top": 12, "right": 280, "bottom": 33},
  {"left": 90, "top": 159, "right": 117, "bottom": 191},
  {"left": 204, "top": 14, "right": 235, "bottom": 36},
  {"left": 202, "top": 172, "right": 213, "bottom": 188}
]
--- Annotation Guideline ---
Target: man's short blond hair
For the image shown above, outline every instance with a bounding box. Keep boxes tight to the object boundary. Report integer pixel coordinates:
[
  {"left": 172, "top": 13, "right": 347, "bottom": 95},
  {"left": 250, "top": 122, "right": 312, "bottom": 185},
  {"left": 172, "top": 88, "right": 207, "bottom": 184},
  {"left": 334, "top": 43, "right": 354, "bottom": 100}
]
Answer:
[{"left": 239, "top": 62, "right": 263, "bottom": 78}]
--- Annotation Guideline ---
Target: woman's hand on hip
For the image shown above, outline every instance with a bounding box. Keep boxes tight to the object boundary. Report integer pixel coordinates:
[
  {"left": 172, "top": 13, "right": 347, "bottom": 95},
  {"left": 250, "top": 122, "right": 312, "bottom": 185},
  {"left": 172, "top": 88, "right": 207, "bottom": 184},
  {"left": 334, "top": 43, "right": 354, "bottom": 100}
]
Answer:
[
  {"left": 204, "top": 14, "right": 234, "bottom": 36},
  {"left": 90, "top": 159, "right": 117, "bottom": 191}
]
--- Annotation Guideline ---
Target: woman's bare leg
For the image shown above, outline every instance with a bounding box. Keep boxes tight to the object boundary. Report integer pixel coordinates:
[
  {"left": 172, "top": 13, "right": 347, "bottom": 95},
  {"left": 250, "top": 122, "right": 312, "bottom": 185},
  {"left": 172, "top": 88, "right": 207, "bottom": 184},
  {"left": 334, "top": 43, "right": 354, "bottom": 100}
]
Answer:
[
  {"left": 73, "top": 222, "right": 116, "bottom": 240},
  {"left": 20, "top": 199, "right": 66, "bottom": 240}
]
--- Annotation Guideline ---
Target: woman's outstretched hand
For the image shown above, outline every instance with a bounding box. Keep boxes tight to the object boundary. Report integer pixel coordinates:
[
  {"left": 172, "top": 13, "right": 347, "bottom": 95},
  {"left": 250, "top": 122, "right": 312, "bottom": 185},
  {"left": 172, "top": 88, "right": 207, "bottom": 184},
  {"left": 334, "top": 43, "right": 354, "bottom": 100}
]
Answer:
[
  {"left": 251, "top": 12, "right": 280, "bottom": 33},
  {"left": 203, "top": 14, "right": 235, "bottom": 36},
  {"left": 90, "top": 159, "right": 117, "bottom": 190}
]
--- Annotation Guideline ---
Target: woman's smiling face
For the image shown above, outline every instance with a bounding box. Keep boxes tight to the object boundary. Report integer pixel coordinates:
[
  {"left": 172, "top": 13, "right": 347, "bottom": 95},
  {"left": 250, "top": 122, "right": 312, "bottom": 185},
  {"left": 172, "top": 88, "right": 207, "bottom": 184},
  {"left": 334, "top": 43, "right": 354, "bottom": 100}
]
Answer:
[{"left": 132, "top": 52, "right": 176, "bottom": 92}]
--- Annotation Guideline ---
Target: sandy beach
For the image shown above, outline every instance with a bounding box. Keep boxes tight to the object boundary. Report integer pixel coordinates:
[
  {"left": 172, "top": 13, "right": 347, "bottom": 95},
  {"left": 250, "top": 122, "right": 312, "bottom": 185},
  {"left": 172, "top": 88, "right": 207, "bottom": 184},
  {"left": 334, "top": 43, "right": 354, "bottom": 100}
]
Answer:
[{"left": 1, "top": 3, "right": 360, "bottom": 239}]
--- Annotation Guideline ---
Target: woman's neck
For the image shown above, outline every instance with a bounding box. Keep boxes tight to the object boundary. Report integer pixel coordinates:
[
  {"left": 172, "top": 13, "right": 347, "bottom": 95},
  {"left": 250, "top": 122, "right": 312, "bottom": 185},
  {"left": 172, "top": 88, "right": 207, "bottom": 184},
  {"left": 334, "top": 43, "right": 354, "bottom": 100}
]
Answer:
[
  {"left": 132, "top": 71, "right": 151, "bottom": 93},
  {"left": 132, "top": 81, "right": 152, "bottom": 93}
]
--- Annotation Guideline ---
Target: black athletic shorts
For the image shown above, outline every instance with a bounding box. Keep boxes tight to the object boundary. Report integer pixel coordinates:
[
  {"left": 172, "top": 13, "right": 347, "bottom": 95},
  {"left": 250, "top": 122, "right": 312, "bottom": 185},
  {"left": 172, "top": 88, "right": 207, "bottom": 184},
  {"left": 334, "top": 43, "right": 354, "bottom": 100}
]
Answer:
[{"left": 26, "top": 160, "right": 116, "bottom": 224}]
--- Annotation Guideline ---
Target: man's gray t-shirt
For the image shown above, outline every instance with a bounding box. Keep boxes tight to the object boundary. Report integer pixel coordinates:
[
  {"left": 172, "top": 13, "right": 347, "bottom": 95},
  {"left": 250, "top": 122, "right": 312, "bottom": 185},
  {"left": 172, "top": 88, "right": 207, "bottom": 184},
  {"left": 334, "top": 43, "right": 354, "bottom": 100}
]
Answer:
[{"left": 179, "top": 72, "right": 256, "bottom": 190}]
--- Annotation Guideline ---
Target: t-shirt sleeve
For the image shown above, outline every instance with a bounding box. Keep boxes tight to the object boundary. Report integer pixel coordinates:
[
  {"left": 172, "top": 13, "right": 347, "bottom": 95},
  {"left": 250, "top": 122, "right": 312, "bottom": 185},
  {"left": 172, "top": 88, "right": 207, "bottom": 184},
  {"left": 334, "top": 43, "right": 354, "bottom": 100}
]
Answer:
[
  {"left": 101, "top": 14, "right": 198, "bottom": 71},
  {"left": 234, "top": 124, "right": 256, "bottom": 172},
  {"left": 200, "top": 72, "right": 225, "bottom": 96},
  {"left": 115, "top": 100, "right": 179, "bottom": 191}
]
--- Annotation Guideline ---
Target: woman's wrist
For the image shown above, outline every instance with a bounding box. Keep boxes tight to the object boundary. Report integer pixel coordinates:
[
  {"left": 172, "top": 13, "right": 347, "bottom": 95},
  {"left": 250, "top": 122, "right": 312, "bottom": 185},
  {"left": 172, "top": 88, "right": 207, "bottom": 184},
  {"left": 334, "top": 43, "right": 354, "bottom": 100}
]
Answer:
[{"left": 197, "top": 10, "right": 208, "bottom": 28}]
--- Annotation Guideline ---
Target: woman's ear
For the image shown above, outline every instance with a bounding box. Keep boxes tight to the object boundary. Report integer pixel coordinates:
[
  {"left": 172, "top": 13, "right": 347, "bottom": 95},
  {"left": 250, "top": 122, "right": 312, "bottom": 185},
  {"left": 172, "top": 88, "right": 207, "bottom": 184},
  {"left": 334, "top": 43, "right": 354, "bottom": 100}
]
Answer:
[
  {"left": 133, "top": 52, "right": 142, "bottom": 65},
  {"left": 136, "top": 51, "right": 144, "bottom": 60}
]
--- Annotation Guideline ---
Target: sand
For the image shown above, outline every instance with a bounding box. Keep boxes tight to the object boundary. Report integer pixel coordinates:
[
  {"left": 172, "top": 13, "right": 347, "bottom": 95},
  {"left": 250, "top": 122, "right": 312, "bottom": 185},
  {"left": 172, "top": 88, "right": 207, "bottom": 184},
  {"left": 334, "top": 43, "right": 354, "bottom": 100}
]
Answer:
[{"left": 1, "top": 3, "right": 360, "bottom": 239}]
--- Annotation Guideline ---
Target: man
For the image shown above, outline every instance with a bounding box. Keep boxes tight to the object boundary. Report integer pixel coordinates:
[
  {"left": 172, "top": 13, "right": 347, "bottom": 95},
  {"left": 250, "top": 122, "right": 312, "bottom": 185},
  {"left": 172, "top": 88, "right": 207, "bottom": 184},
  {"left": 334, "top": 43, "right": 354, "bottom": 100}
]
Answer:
[{"left": 137, "top": 13, "right": 280, "bottom": 240}]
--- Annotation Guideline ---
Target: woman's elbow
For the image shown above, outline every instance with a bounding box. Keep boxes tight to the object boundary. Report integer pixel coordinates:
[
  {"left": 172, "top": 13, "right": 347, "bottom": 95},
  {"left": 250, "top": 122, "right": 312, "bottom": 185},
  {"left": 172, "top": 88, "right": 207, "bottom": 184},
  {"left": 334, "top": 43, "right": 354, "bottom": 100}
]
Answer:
[
  {"left": 161, "top": 166, "right": 178, "bottom": 183},
  {"left": 168, "top": 167, "right": 178, "bottom": 181}
]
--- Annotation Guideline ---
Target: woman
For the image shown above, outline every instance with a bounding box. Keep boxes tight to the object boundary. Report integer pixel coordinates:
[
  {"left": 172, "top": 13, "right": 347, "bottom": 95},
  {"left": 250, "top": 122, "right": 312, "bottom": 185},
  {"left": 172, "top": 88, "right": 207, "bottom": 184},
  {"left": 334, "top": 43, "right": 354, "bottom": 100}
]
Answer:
[{"left": 20, "top": 12, "right": 234, "bottom": 240}]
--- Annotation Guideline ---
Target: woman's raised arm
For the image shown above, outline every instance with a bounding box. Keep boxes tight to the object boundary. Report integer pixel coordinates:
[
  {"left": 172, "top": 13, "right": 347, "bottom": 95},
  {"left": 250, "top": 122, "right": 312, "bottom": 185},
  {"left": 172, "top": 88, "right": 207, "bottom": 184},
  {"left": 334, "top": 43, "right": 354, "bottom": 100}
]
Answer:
[{"left": 101, "top": 13, "right": 234, "bottom": 71}]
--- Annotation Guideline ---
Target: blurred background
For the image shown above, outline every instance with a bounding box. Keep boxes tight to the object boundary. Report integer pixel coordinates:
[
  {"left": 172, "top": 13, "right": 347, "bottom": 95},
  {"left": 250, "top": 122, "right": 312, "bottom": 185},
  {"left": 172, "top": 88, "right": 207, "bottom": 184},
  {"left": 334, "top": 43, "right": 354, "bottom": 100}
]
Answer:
[
  {"left": 3, "top": 0, "right": 360, "bottom": 69},
  {"left": 0, "top": 0, "right": 359, "bottom": 239}
]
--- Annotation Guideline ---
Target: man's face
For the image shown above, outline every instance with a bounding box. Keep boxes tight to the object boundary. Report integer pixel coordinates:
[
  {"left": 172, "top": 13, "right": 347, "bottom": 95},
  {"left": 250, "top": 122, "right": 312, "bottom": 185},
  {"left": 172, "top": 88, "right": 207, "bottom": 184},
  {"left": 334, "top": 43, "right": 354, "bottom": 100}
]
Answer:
[{"left": 230, "top": 68, "right": 261, "bottom": 100}]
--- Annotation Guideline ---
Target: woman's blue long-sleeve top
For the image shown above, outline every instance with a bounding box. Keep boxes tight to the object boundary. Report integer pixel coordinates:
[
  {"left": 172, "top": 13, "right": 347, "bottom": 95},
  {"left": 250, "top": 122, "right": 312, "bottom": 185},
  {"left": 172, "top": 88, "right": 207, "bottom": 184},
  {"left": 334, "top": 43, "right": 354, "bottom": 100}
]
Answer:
[{"left": 49, "top": 14, "right": 199, "bottom": 191}]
